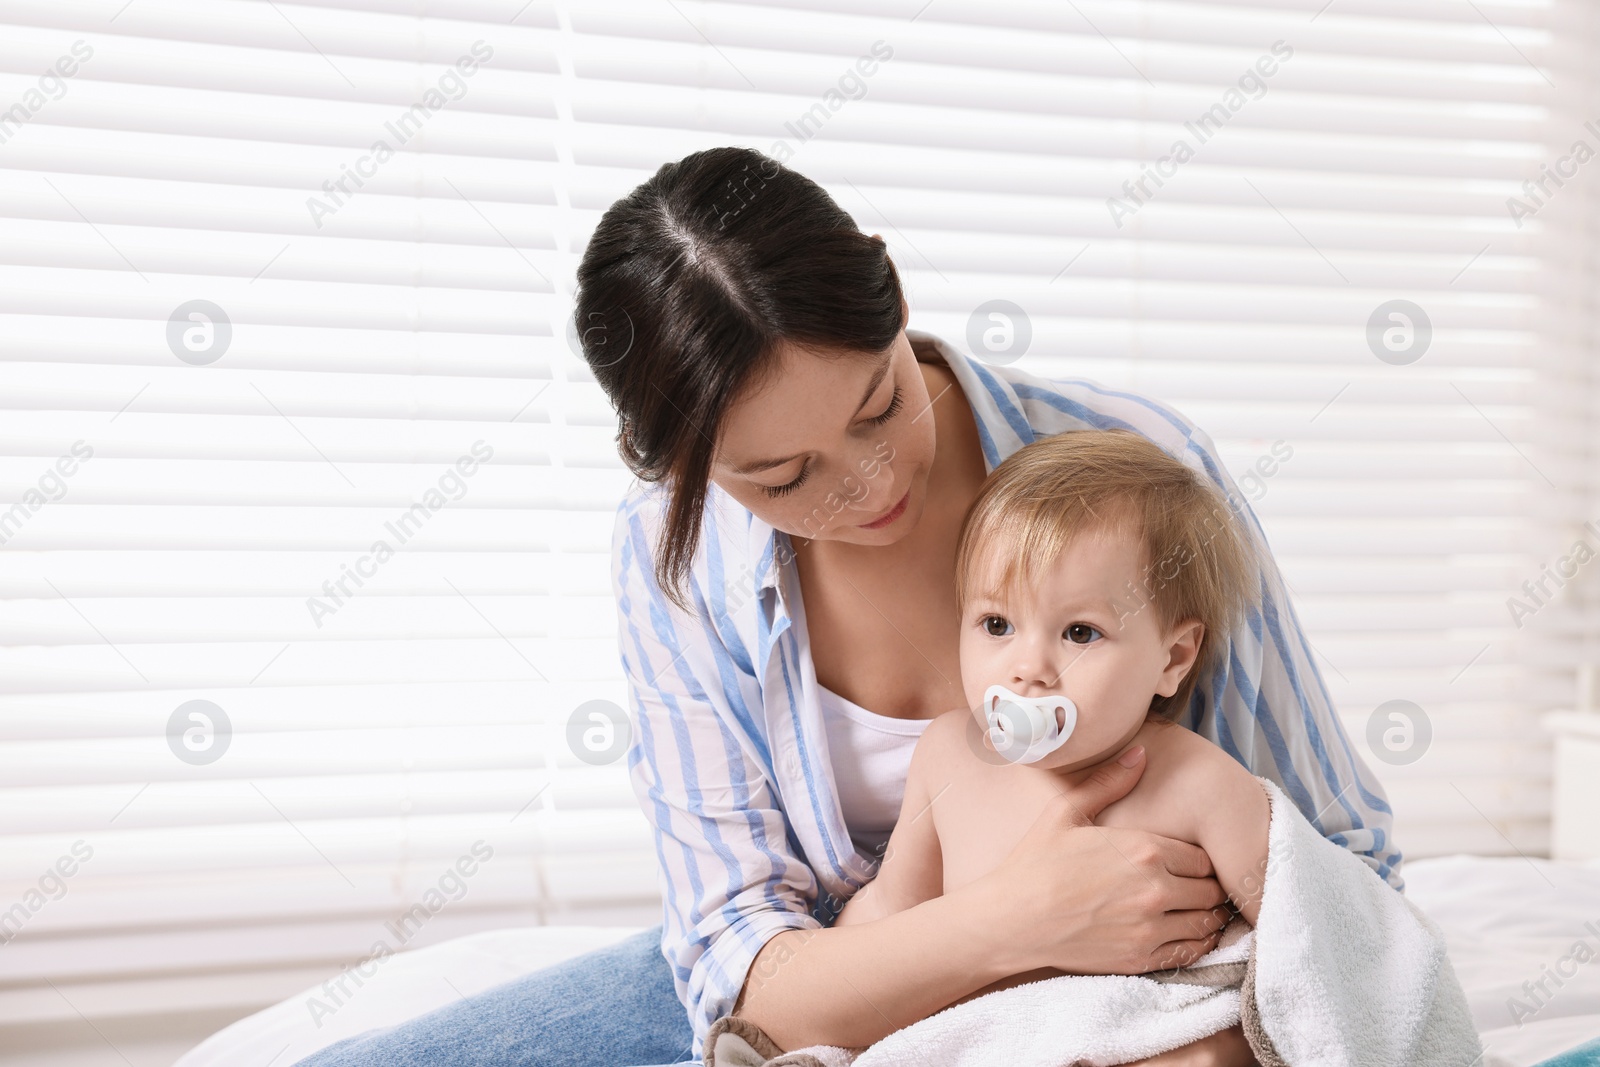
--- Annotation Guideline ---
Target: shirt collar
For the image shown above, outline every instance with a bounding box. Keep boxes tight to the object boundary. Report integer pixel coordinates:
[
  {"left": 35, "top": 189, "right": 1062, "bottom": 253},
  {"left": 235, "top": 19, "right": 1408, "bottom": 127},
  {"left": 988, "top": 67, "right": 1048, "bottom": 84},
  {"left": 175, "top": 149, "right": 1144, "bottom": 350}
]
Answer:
[{"left": 751, "top": 514, "right": 784, "bottom": 594}]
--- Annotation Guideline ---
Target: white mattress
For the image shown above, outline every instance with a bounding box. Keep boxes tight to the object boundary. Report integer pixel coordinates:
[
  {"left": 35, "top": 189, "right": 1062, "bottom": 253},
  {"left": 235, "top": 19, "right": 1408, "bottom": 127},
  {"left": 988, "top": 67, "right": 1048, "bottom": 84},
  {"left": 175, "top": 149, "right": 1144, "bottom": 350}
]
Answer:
[
  {"left": 176, "top": 855, "right": 1600, "bottom": 1067},
  {"left": 1404, "top": 855, "right": 1600, "bottom": 1067}
]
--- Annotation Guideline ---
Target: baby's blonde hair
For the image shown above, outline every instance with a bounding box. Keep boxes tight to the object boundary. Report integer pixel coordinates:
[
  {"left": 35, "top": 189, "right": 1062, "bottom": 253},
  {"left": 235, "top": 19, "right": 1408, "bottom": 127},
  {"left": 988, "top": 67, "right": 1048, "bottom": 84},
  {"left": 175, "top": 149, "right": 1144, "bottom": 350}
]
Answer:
[{"left": 954, "top": 429, "right": 1261, "bottom": 720}]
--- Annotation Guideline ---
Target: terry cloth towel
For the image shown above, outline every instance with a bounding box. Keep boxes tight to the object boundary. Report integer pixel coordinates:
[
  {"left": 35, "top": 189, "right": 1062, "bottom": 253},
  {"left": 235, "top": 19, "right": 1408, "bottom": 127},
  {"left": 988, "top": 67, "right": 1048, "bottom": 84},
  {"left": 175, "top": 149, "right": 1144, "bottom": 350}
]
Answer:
[{"left": 704, "top": 778, "right": 1482, "bottom": 1067}]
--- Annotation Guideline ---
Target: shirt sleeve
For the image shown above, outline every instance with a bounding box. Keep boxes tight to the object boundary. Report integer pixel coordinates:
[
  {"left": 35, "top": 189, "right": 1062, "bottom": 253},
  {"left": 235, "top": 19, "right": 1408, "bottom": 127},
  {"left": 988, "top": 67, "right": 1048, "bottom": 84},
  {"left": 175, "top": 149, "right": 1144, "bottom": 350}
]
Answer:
[
  {"left": 1176, "top": 419, "right": 1405, "bottom": 891},
  {"left": 610, "top": 491, "right": 825, "bottom": 1060}
]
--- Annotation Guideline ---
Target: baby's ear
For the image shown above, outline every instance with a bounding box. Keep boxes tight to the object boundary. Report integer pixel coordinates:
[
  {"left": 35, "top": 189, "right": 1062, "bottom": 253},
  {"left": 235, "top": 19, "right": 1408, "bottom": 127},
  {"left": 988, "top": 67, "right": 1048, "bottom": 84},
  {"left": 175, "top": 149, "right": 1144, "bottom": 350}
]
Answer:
[{"left": 1155, "top": 619, "right": 1205, "bottom": 697}]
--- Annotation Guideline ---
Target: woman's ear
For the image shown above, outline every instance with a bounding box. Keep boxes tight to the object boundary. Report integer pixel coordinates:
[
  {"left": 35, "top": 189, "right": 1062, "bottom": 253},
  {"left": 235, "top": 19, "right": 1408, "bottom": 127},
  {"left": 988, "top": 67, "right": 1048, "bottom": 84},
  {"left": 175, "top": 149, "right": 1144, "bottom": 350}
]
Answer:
[{"left": 1154, "top": 620, "right": 1205, "bottom": 698}]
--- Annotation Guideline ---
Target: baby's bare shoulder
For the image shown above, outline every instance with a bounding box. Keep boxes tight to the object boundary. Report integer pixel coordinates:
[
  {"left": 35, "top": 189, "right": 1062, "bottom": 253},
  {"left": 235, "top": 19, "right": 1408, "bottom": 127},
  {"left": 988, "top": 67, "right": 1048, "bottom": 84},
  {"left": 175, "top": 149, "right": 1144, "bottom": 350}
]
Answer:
[
  {"left": 914, "top": 708, "right": 974, "bottom": 758},
  {"left": 1098, "top": 719, "right": 1241, "bottom": 841},
  {"left": 1134, "top": 716, "right": 1253, "bottom": 792},
  {"left": 908, "top": 709, "right": 983, "bottom": 782},
  {"left": 1138, "top": 714, "right": 1219, "bottom": 757}
]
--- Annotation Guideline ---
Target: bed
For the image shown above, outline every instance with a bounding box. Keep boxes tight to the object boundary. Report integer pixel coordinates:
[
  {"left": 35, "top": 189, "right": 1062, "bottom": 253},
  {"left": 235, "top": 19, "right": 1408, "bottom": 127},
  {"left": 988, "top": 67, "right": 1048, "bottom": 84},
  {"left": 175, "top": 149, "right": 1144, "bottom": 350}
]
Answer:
[{"left": 175, "top": 855, "right": 1600, "bottom": 1067}]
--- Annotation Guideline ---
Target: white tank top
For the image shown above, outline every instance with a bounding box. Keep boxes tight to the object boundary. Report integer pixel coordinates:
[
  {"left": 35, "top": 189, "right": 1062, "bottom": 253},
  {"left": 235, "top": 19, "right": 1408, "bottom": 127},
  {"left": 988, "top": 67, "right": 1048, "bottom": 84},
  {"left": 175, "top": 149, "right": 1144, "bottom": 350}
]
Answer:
[{"left": 817, "top": 683, "right": 933, "bottom": 858}]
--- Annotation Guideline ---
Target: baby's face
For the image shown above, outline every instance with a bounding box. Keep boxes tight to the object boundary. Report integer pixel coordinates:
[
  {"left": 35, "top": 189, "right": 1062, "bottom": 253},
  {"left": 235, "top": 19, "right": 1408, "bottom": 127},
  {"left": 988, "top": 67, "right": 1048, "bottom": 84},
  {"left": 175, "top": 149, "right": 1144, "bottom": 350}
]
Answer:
[{"left": 958, "top": 525, "right": 1201, "bottom": 772}]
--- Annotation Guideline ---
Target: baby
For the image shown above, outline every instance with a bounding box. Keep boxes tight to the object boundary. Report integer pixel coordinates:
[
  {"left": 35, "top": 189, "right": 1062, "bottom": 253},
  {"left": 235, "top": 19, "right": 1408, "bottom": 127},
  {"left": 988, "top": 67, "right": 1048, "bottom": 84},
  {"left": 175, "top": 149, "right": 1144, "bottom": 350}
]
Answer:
[{"left": 835, "top": 428, "right": 1272, "bottom": 1001}]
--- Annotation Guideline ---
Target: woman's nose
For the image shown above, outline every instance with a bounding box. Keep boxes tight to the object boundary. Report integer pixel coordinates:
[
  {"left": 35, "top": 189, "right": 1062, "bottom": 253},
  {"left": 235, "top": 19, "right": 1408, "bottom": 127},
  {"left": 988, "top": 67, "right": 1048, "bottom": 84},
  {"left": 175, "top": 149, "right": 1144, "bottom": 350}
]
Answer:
[{"left": 843, "top": 452, "right": 893, "bottom": 510}]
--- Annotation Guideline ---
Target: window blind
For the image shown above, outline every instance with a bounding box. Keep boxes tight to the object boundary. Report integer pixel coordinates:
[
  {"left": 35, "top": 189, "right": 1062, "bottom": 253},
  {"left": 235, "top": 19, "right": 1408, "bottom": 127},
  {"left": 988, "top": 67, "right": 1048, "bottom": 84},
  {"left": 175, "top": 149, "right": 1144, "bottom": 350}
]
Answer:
[{"left": 0, "top": 0, "right": 1593, "bottom": 1052}]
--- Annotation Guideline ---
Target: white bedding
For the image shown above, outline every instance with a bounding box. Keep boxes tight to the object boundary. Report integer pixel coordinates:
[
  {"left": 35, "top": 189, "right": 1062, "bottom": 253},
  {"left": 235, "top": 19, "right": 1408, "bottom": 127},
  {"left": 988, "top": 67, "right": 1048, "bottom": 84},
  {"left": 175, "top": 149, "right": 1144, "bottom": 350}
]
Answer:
[
  {"left": 176, "top": 855, "right": 1600, "bottom": 1067},
  {"left": 1404, "top": 856, "right": 1600, "bottom": 1067}
]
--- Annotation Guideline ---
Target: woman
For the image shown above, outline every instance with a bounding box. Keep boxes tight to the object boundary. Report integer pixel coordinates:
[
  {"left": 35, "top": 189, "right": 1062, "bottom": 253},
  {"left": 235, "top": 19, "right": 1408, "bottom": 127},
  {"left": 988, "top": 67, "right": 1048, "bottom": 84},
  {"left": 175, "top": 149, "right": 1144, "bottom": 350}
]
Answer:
[{"left": 298, "top": 147, "right": 1398, "bottom": 1067}]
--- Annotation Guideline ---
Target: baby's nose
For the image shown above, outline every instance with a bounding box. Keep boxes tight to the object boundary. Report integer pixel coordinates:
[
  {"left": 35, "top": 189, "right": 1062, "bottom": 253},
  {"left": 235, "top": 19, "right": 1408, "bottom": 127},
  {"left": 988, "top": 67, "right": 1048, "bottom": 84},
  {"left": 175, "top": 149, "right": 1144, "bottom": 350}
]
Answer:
[{"left": 1009, "top": 662, "right": 1063, "bottom": 696}]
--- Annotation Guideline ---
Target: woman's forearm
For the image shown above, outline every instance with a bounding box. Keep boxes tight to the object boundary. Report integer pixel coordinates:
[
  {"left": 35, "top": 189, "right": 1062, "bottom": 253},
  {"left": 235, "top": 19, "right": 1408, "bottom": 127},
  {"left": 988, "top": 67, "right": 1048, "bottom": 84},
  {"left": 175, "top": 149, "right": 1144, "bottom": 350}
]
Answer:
[{"left": 733, "top": 880, "right": 1014, "bottom": 1051}]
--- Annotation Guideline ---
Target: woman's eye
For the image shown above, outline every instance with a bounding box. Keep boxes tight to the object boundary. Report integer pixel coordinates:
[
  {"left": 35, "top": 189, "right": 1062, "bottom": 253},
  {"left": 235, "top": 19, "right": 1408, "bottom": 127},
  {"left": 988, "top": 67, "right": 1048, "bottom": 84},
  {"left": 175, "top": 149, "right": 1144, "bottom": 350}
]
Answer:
[
  {"left": 865, "top": 386, "right": 903, "bottom": 426},
  {"left": 981, "top": 615, "right": 1012, "bottom": 637},
  {"left": 761, "top": 463, "right": 811, "bottom": 498},
  {"left": 1065, "top": 623, "right": 1102, "bottom": 645}
]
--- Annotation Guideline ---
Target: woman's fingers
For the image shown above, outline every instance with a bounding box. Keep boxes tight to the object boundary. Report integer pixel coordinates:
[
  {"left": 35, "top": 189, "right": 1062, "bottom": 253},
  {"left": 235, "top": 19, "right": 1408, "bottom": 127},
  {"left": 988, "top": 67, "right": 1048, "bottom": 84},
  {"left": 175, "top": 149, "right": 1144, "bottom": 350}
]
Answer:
[
  {"left": 1148, "top": 836, "right": 1215, "bottom": 880},
  {"left": 1154, "top": 868, "right": 1229, "bottom": 912},
  {"left": 1055, "top": 744, "right": 1148, "bottom": 825},
  {"left": 1148, "top": 930, "right": 1225, "bottom": 972},
  {"left": 991, "top": 822, "right": 1236, "bottom": 977},
  {"left": 1160, "top": 907, "right": 1231, "bottom": 945},
  {"left": 1148, "top": 913, "right": 1227, "bottom": 964}
]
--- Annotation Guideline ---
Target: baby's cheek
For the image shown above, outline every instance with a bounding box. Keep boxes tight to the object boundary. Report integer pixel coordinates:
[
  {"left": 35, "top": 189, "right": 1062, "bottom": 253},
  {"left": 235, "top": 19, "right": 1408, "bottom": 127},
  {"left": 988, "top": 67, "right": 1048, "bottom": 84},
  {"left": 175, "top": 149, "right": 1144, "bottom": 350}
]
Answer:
[
  {"left": 1069, "top": 686, "right": 1147, "bottom": 755},
  {"left": 1059, "top": 712, "right": 1120, "bottom": 762},
  {"left": 956, "top": 642, "right": 988, "bottom": 713}
]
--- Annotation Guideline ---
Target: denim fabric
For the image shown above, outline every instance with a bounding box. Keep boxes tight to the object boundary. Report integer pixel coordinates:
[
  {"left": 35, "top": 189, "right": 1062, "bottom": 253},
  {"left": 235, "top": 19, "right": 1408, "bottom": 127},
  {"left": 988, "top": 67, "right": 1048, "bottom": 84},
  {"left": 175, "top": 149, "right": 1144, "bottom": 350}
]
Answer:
[{"left": 292, "top": 925, "right": 696, "bottom": 1067}]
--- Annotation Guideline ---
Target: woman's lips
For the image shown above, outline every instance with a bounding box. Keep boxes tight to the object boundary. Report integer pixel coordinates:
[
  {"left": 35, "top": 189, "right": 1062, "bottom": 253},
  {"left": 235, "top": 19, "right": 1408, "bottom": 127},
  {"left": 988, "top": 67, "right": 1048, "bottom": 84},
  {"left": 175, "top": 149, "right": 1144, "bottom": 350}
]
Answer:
[{"left": 859, "top": 489, "right": 910, "bottom": 529}]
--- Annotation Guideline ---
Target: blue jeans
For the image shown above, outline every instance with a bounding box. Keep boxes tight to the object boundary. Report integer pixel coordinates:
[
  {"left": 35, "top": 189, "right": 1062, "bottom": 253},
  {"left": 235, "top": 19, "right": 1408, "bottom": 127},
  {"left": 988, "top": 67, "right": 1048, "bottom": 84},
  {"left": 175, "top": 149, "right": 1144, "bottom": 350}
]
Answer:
[{"left": 293, "top": 925, "right": 696, "bottom": 1067}]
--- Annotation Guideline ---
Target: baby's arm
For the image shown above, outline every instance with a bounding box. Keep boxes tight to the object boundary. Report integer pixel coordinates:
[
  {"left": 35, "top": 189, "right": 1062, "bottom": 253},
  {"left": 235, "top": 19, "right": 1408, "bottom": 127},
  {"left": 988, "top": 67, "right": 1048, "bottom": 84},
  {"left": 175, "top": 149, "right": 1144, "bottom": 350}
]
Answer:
[
  {"left": 1191, "top": 753, "right": 1271, "bottom": 926},
  {"left": 835, "top": 721, "right": 947, "bottom": 927},
  {"left": 1103, "top": 719, "right": 1270, "bottom": 926}
]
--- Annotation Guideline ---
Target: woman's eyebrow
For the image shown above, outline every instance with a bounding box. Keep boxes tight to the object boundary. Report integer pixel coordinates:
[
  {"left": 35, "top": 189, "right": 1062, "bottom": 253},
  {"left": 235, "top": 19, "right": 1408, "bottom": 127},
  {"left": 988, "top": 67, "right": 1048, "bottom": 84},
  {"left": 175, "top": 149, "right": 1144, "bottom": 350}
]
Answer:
[{"left": 729, "top": 354, "right": 894, "bottom": 476}]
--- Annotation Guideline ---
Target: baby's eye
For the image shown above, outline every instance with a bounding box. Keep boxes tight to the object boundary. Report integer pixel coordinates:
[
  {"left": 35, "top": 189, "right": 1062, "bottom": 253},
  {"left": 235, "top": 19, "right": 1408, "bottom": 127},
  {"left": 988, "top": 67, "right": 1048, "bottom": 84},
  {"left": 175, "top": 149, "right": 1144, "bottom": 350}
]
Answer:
[
  {"left": 1065, "top": 623, "right": 1102, "bottom": 645},
  {"left": 981, "top": 615, "right": 1013, "bottom": 637}
]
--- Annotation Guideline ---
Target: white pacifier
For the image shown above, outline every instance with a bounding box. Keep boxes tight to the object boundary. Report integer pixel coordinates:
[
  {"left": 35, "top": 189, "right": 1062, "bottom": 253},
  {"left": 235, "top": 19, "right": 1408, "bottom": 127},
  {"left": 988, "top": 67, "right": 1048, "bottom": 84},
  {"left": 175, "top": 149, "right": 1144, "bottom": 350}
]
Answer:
[{"left": 983, "top": 684, "right": 1077, "bottom": 765}]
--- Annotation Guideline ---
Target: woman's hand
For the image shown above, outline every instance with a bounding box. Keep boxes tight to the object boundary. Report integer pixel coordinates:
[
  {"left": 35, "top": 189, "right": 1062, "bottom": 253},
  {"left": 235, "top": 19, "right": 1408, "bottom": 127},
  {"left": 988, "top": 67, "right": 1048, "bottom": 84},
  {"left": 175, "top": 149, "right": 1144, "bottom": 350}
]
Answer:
[
  {"left": 972, "top": 745, "right": 1233, "bottom": 977},
  {"left": 1128, "top": 1025, "right": 1260, "bottom": 1066}
]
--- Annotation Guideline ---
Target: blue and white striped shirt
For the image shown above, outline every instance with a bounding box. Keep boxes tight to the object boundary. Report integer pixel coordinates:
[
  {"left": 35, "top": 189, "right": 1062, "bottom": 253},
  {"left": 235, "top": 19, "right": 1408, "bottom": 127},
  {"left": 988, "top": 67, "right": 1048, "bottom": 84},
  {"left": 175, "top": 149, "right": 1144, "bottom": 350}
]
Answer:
[{"left": 610, "top": 329, "right": 1399, "bottom": 1058}]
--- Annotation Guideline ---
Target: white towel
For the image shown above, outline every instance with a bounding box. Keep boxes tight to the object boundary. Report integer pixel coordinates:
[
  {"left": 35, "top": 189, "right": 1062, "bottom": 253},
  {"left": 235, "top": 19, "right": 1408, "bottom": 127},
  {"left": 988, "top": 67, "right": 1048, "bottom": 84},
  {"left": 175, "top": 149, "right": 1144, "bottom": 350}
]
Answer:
[{"left": 705, "top": 778, "right": 1482, "bottom": 1067}]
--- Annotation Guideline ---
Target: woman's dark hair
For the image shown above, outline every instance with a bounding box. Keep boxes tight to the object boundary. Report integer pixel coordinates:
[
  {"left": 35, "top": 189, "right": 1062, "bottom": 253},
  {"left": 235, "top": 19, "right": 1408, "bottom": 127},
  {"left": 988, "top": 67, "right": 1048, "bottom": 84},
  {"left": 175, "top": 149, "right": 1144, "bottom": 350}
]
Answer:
[{"left": 574, "top": 146, "right": 905, "bottom": 612}]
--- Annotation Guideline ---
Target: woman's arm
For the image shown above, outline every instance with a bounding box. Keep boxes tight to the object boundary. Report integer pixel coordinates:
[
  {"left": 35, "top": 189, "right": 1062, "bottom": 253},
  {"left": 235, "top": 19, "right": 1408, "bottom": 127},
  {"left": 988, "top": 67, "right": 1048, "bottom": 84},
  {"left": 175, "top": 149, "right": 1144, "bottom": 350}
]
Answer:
[
  {"left": 1181, "top": 418, "right": 1401, "bottom": 888},
  {"left": 735, "top": 878, "right": 1017, "bottom": 1049},
  {"left": 735, "top": 746, "right": 1234, "bottom": 1051},
  {"left": 613, "top": 497, "right": 826, "bottom": 1056}
]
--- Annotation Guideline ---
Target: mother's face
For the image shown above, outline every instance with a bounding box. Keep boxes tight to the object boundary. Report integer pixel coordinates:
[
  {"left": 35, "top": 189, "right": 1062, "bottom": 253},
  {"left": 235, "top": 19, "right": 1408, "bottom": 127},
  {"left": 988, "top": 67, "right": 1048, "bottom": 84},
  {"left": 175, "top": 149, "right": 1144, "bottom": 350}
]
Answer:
[{"left": 710, "top": 329, "right": 938, "bottom": 547}]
